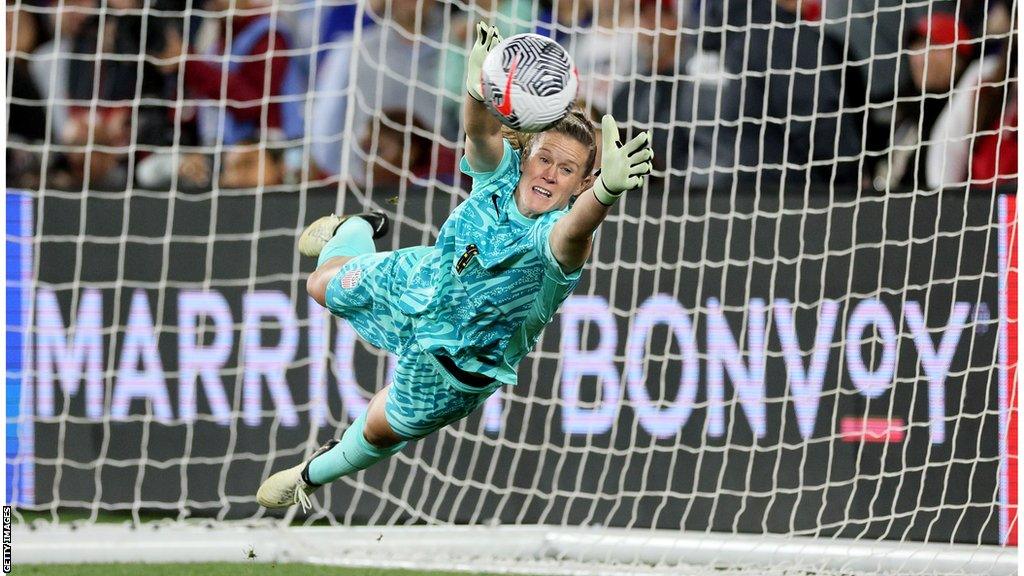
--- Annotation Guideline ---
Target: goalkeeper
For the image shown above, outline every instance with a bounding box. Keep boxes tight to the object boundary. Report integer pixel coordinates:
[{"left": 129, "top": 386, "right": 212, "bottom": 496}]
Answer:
[{"left": 258, "top": 22, "right": 653, "bottom": 510}]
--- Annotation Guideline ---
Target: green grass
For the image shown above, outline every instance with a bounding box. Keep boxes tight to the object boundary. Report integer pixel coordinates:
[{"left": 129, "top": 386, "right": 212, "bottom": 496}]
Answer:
[
  {"left": 14, "top": 564, "right": 506, "bottom": 576},
  {"left": 15, "top": 509, "right": 180, "bottom": 524},
  {"left": 14, "top": 509, "right": 347, "bottom": 527}
]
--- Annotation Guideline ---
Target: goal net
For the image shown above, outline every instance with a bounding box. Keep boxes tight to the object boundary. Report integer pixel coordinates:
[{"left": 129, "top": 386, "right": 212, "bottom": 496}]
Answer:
[{"left": 5, "top": 0, "right": 1018, "bottom": 573}]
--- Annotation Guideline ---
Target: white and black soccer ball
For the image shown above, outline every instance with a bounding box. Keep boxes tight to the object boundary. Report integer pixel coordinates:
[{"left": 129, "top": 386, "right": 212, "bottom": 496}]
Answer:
[{"left": 480, "top": 33, "right": 578, "bottom": 133}]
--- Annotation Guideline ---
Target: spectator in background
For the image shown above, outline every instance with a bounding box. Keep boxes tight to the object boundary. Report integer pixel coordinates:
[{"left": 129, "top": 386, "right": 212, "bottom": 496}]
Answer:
[
  {"left": 535, "top": 0, "right": 592, "bottom": 44},
  {"left": 971, "top": 87, "right": 1017, "bottom": 188},
  {"left": 7, "top": 2, "right": 50, "bottom": 190},
  {"left": 874, "top": 12, "right": 975, "bottom": 191},
  {"left": 958, "top": 0, "right": 1013, "bottom": 50},
  {"left": 160, "top": 0, "right": 306, "bottom": 147},
  {"left": 45, "top": 0, "right": 179, "bottom": 151},
  {"left": 134, "top": 149, "right": 212, "bottom": 192},
  {"left": 282, "top": 0, "right": 374, "bottom": 74},
  {"left": 927, "top": 4, "right": 1016, "bottom": 189},
  {"left": 135, "top": 138, "right": 290, "bottom": 192},
  {"left": 7, "top": 3, "right": 49, "bottom": 144},
  {"left": 102, "top": 0, "right": 182, "bottom": 148},
  {"left": 48, "top": 113, "right": 130, "bottom": 192},
  {"left": 310, "top": 0, "right": 453, "bottom": 186},
  {"left": 220, "top": 140, "right": 286, "bottom": 189},
  {"left": 29, "top": 0, "right": 185, "bottom": 187},
  {"left": 21, "top": 0, "right": 176, "bottom": 191},
  {"left": 569, "top": 0, "right": 636, "bottom": 117},
  {"left": 610, "top": 0, "right": 703, "bottom": 187},
  {"left": 361, "top": 108, "right": 456, "bottom": 190},
  {"left": 715, "top": 0, "right": 867, "bottom": 192},
  {"left": 820, "top": 1, "right": 933, "bottom": 107},
  {"left": 970, "top": 20, "right": 1017, "bottom": 189},
  {"left": 28, "top": 0, "right": 96, "bottom": 142}
]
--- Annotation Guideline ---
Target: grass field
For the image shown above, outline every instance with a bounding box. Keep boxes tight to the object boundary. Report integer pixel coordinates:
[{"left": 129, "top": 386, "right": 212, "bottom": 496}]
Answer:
[{"left": 15, "top": 564, "right": 505, "bottom": 576}]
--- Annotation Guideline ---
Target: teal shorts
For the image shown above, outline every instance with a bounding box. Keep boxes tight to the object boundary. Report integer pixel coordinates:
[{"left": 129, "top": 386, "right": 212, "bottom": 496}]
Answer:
[
  {"left": 384, "top": 342, "right": 501, "bottom": 439},
  {"left": 324, "top": 248, "right": 501, "bottom": 440}
]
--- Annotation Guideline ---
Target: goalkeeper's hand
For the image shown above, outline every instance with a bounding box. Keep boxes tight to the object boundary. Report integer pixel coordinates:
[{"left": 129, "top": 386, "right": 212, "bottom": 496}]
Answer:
[
  {"left": 466, "top": 21, "right": 503, "bottom": 102},
  {"left": 593, "top": 114, "right": 654, "bottom": 206}
]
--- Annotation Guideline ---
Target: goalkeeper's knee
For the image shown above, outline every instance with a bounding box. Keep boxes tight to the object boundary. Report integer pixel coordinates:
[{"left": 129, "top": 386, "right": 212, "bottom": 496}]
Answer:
[{"left": 306, "top": 262, "right": 348, "bottom": 306}]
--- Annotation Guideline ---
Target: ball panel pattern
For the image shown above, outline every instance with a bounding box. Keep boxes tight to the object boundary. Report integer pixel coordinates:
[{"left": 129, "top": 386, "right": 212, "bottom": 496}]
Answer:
[
  {"left": 480, "top": 33, "right": 578, "bottom": 133},
  {"left": 497, "top": 35, "right": 572, "bottom": 97}
]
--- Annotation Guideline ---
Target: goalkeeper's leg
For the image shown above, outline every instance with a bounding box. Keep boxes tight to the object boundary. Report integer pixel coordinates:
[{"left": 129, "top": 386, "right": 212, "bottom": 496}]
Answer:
[
  {"left": 255, "top": 385, "right": 407, "bottom": 510},
  {"left": 301, "top": 210, "right": 389, "bottom": 307},
  {"left": 257, "top": 209, "right": 402, "bottom": 510},
  {"left": 256, "top": 347, "right": 500, "bottom": 509}
]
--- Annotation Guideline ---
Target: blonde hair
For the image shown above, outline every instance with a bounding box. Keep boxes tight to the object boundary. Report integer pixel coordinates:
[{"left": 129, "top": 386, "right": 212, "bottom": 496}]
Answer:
[
  {"left": 501, "top": 125, "right": 533, "bottom": 152},
  {"left": 509, "top": 107, "right": 598, "bottom": 175}
]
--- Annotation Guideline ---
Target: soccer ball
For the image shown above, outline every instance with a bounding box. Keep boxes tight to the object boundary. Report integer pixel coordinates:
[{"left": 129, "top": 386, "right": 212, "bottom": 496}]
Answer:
[{"left": 480, "top": 33, "right": 578, "bottom": 133}]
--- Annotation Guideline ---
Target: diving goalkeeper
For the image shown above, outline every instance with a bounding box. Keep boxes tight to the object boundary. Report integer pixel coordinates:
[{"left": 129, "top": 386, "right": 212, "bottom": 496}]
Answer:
[{"left": 257, "top": 22, "right": 653, "bottom": 510}]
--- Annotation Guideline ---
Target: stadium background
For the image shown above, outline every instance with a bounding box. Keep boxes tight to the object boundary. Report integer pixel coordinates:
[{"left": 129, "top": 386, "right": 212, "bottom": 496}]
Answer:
[{"left": 5, "top": 0, "right": 1019, "bottom": 571}]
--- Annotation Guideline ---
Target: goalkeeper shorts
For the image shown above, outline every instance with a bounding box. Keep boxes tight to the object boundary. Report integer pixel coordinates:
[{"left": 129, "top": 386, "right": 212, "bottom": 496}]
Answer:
[{"left": 383, "top": 342, "right": 502, "bottom": 440}]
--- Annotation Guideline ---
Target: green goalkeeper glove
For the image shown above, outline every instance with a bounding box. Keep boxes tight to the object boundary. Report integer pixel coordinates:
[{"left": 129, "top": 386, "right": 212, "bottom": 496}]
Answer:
[
  {"left": 593, "top": 114, "right": 654, "bottom": 206},
  {"left": 466, "top": 21, "right": 504, "bottom": 102}
]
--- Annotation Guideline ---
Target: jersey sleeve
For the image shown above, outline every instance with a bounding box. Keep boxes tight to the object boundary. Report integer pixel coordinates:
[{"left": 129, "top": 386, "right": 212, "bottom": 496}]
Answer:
[
  {"left": 533, "top": 214, "right": 584, "bottom": 285},
  {"left": 459, "top": 139, "right": 519, "bottom": 197}
]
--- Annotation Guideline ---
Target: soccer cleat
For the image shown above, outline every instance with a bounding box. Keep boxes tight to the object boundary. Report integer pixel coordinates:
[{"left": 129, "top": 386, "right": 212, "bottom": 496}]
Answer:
[
  {"left": 256, "top": 439, "right": 339, "bottom": 511},
  {"left": 357, "top": 211, "right": 390, "bottom": 239},
  {"left": 297, "top": 211, "right": 390, "bottom": 258}
]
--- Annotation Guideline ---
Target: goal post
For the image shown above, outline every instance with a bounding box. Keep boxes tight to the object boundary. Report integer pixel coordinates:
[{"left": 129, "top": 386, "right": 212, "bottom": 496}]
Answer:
[{"left": 5, "top": 0, "right": 1019, "bottom": 573}]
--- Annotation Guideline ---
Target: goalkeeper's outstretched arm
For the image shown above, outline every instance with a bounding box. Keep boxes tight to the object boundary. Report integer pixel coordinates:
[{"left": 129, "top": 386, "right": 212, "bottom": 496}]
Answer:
[
  {"left": 464, "top": 21, "right": 505, "bottom": 173},
  {"left": 549, "top": 115, "right": 653, "bottom": 273}
]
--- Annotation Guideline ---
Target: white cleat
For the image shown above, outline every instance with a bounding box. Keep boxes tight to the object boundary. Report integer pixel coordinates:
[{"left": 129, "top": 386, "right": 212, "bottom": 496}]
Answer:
[
  {"left": 298, "top": 214, "right": 345, "bottom": 258},
  {"left": 256, "top": 439, "right": 338, "bottom": 511},
  {"left": 297, "top": 211, "right": 390, "bottom": 258}
]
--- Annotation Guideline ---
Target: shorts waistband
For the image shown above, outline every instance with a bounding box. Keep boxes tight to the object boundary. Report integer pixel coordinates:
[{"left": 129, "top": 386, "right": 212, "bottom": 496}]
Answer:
[{"left": 434, "top": 354, "right": 496, "bottom": 388}]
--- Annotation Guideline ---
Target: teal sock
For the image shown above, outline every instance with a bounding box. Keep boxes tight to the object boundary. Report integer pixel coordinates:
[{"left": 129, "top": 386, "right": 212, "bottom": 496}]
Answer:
[
  {"left": 306, "top": 412, "right": 407, "bottom": 485},
  {"left": 316, "top": 217, "right": 376, "bottom": 268}
]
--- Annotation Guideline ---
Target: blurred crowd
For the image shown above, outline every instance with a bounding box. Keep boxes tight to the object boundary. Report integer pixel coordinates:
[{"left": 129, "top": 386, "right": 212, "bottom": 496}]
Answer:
[{"left": 5, "top": 0, "right": 1018, "bottom": 195}]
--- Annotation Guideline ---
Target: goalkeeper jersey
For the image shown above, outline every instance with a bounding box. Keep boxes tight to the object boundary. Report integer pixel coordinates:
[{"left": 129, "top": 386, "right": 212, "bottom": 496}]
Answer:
[{"left": 398, "top": 140, "right": 582, "bottom": 385}]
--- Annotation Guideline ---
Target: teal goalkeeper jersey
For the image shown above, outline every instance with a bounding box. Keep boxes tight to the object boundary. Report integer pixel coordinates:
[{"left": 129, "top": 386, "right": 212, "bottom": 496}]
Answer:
[{"left": 397, "top": 140, "right": 582, "bottom": 385}]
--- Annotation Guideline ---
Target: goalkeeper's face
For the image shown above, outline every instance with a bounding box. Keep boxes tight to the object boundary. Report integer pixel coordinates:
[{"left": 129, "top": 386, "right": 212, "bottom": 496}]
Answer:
[{"left": 516, "top": 133, "right": 592, "bottom": 217}]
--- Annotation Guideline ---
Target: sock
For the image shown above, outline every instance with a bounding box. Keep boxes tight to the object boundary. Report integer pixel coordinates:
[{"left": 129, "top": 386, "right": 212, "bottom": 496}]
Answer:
[
  {"left": 305, "top": 412, "right": 407, "bottom": 485},
  {"left": 316, "top": 216, "right": 376, "bottom": 268}
]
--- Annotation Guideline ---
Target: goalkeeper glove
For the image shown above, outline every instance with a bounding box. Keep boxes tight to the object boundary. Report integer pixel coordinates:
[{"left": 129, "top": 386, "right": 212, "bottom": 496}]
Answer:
[
  {"left": 466, "top": 21, "right": 503, "bottom": 102},
  {"left": 593, "top": 114, "right": 654, "bottom": 206}
]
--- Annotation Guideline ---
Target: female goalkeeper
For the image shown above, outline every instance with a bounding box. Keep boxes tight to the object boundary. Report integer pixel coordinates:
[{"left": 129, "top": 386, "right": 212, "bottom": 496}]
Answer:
[{"left": 257, "top": 22, "right": 653, "bottom": 510}]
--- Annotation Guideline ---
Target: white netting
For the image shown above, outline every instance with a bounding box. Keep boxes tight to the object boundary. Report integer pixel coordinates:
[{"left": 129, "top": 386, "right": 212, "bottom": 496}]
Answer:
[{"left": 4, "top": 0, "right": 1018, "bottom": 573}]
